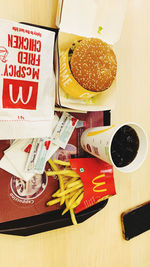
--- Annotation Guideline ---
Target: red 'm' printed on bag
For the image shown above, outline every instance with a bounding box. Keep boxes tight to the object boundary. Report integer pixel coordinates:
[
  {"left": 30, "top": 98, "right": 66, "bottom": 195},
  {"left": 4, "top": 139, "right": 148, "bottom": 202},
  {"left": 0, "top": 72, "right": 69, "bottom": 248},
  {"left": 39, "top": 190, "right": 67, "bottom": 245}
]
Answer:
[{"left": 2, "top": 78, "right": 38, "bottom": 110}]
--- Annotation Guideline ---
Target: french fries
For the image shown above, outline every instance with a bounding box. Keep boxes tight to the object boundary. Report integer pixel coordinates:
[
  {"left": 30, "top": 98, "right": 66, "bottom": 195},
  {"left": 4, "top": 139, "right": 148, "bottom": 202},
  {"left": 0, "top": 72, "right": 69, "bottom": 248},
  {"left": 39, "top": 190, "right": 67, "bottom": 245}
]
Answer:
[{"left": 46, "top": 159, "right": 84, "bottom": 225}]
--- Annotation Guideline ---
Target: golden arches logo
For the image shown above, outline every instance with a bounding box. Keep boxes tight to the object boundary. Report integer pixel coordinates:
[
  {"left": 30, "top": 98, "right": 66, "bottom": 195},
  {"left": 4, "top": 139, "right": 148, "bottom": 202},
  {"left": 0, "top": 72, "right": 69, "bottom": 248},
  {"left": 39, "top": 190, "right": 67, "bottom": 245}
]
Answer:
[
  {"left": 92, "top": 174, "right": 107, "bottom": 193},
  {"left": 87, "top": 125, "right": 115, "bottom": 136}
]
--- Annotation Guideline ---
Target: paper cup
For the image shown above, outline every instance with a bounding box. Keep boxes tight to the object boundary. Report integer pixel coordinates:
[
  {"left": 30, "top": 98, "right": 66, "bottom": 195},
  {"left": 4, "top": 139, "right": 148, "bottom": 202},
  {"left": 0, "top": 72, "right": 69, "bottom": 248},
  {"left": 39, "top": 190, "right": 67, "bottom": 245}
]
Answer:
[{"left": 80, "top": 123, "right": 148, "bottom": 173}]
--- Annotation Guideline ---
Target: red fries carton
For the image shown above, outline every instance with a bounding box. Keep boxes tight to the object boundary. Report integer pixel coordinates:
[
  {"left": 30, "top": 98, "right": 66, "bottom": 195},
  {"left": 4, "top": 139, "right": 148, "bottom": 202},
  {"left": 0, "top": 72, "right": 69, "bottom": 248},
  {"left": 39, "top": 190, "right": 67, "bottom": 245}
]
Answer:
[{"left": 70, "top": 158, "right": 116, "bottom": 213}]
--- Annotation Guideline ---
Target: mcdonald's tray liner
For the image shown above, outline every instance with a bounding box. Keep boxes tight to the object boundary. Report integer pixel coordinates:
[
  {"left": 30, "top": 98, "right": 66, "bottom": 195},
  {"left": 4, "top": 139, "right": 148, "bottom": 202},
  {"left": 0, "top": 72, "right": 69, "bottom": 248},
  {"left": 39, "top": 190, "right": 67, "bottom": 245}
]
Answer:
[{"left": 0, "top": 110, "right": 116, "bottom": 236}]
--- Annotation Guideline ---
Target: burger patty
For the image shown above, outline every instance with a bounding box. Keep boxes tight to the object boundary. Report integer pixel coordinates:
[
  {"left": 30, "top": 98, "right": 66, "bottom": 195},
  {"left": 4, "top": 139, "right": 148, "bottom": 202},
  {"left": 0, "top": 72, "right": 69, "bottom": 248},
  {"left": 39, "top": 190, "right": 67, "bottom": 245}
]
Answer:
[
  {"left": 68, "top": 40, "right": 81, "bottom": 66},
  {"left": 70, "top": 38, "right": 117, "bottom": 92}
]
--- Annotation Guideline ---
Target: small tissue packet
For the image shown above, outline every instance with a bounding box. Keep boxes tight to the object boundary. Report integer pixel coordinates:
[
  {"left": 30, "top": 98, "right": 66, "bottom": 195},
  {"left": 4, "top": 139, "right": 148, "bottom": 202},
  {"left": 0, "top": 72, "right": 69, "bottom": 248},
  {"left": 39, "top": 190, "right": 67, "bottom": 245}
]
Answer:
[{"left": 3, "top": 139, "right": 34, "bottom": 181}]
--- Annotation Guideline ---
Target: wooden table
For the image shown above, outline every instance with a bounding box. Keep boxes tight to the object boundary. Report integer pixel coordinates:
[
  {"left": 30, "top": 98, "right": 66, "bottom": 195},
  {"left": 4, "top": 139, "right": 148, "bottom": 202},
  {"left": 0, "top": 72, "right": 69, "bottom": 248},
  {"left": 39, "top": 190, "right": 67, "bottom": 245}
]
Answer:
[{"left": 0, "top": 0, "right": 150, "bottom": 266}]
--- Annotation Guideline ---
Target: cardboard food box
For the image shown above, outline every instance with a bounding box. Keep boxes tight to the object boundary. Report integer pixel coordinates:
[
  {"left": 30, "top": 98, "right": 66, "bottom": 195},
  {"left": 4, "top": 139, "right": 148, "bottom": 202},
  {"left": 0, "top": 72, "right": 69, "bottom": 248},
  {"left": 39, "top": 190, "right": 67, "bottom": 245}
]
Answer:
[
  {"left": 0, "top": 110, "right": 110, "bottom": 236},
  {"left": 56, "top": 0, "right": 128, "bottom": 111}
]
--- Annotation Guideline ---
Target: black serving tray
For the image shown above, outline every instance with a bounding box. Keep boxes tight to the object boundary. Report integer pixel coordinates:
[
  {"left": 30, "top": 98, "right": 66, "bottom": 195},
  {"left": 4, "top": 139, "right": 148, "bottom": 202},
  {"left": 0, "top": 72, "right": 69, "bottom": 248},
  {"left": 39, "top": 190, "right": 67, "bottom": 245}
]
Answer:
[{"left": 0, "top": 199, "right": 108, "bottom": 236}]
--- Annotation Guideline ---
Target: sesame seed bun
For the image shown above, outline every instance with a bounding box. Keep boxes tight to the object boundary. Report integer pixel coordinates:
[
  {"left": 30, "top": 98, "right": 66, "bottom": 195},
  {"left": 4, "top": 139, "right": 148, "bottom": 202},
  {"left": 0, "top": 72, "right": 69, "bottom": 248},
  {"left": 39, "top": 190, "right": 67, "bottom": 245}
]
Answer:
[{"left": 70, "top": 38, "right": 117, "bottom": 92}]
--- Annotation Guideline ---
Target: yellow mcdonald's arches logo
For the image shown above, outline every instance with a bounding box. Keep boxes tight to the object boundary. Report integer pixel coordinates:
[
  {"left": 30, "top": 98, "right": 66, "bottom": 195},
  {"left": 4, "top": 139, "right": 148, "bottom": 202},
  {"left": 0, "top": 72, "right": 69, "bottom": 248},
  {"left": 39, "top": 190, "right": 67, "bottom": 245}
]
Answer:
[
  {"left": 87, "top": 125, "right": 115, "bottom": 137},
  {"left": 92, "top": 174, "right": 107, "bottom": 192}
]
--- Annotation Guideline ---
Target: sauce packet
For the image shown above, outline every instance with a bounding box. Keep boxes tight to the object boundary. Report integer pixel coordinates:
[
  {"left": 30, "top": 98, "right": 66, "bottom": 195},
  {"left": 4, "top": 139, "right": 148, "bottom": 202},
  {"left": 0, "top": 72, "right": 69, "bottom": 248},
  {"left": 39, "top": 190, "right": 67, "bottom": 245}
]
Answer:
[
  {"left": 51, "top": 112, "right": 78, "bottom": 149},
  {"left": 0, "top": 19, "right": 56, "bottom": 139},
  {"left": 25, "top": 138, "right": 58, "bottom": 174}
]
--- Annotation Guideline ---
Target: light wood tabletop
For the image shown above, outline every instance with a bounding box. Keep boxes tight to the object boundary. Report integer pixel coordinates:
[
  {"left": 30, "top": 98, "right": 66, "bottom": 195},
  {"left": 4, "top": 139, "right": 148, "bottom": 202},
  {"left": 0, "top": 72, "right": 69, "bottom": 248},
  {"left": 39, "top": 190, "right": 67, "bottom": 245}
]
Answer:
[{"left": 0, "top": 0, "right": 150, "bottom": 267}]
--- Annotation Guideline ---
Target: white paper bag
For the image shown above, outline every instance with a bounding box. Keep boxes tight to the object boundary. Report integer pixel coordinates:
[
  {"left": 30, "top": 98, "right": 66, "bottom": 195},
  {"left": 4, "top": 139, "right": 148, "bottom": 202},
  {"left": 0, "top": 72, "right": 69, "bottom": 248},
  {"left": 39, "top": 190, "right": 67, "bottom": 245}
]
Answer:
[{"left": 0, "top": 19, "right": 56, "bottom": 139}]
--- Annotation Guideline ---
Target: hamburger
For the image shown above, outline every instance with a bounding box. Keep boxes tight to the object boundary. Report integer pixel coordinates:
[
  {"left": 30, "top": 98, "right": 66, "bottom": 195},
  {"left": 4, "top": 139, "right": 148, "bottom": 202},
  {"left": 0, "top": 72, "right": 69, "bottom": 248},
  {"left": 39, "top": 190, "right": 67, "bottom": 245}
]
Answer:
[{"left": 68, "top": 38, "right": 117, "bottom": 92}]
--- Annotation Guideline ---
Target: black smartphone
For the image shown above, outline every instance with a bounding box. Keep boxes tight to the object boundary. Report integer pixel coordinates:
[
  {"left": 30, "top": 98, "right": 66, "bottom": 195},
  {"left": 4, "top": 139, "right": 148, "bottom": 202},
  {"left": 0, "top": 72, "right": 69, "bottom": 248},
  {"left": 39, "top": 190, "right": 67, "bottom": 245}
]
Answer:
[{"left": 121, "top": 201, "right": 150, "bottom": 240}]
